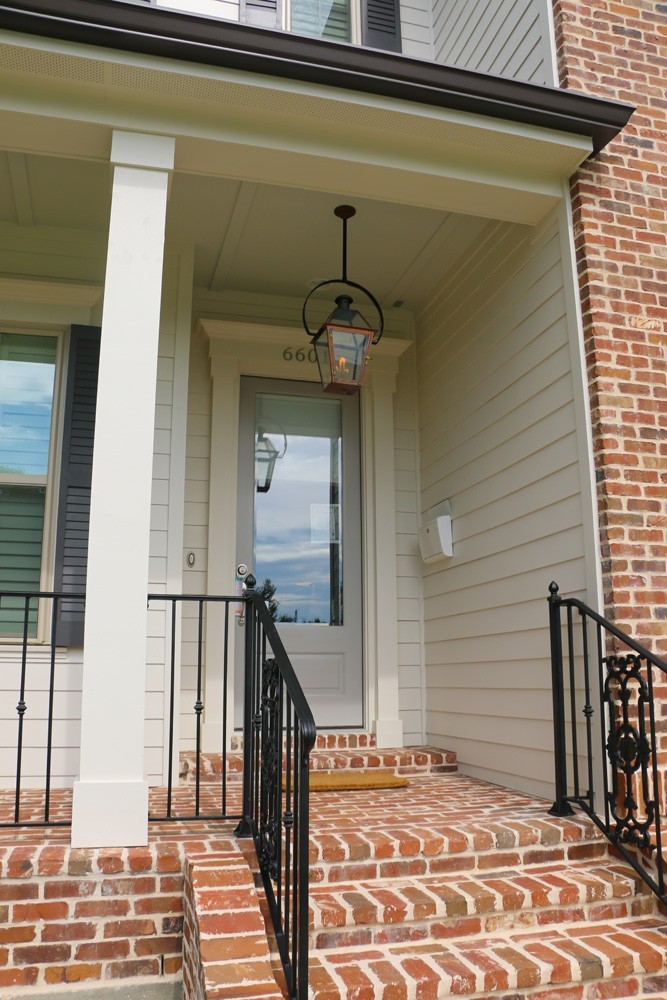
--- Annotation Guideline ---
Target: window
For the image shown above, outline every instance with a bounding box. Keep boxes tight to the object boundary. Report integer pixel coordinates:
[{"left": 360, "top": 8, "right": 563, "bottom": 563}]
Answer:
[
  {"left": 288, "top": 0, "right": 355, "bottom": 42},
  {"left": 0, "top": 332, "right": 59, "bottom": 637}
]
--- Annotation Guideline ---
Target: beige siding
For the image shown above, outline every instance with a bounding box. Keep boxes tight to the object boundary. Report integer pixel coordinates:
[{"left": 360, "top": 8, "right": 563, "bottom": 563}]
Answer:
[
  {"left": 417, "top": 218, "right": 590, "bottom": 798},
  {"left": 433, "top": 0, "right": 550, "bottom": 84},
  {"left": 394, "top": 347, "right": 425, "bottom": 744},
  {"left": 180, "top": 323, "right": 213, "bottom": 750},
  {"left": 400, "top": 0, "right": 433, "bottom": 60},
  {"left": 0, "top": 646, "right": 82, "bottom": 788}
]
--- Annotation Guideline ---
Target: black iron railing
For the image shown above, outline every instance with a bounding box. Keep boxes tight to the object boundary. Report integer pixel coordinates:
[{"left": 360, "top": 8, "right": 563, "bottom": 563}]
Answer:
[
  {"left": 0, "top": 590, "right": 84, "bottom": 827},
  {"left": 146, "top": 592, "right": 242, "bottom": 823},
  {"left": 1, "top": 584, "right": 317, "bottom": 997},
  {"left": 548, "top": 581, "right": 666, "bottom": 904},
  {"left": 235, "top": 576, "right": 316, "bottom": 1000}
]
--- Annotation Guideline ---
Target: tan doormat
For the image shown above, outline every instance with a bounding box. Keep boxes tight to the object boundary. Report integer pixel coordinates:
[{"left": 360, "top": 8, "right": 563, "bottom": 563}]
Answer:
[{"left": 283, "top": 770, "right": 409, "bottom": 792}]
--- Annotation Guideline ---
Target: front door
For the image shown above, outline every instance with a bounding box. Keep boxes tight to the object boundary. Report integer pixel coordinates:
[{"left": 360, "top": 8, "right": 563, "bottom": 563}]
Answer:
[{"left": 236, "top": 377, "right": 363, "bottom": 727}]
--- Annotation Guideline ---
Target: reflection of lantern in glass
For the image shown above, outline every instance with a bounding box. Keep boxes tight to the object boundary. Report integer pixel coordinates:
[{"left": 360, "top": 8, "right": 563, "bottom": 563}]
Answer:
[
  {"left": 255, "top": 431, "right": 280, "bottom": 493},
  {"left": 303, "top": 206, "right": 384, "bottom": 396}
]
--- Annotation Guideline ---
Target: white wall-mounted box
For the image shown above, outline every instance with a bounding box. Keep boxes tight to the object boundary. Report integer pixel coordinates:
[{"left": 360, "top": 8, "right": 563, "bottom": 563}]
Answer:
[{"left": 418, "top": 515, "right": 453, "bottom": 563}]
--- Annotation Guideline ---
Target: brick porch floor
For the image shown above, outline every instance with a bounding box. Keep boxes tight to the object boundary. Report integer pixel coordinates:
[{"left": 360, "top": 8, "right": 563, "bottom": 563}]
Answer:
[{"left": 0, "top": 739, "right": 666, "bottom": 998}]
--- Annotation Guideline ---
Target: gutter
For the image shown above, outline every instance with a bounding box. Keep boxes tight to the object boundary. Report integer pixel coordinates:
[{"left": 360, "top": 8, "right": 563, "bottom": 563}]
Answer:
[{"left": 0, "top": 0, "right": 634, "bottom": 152}]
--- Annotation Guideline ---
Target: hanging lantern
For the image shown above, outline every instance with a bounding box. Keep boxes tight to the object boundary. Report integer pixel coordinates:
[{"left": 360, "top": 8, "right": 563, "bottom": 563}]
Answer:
[{"left": 302, "top": 206, "right": 384, "bottom": 395}]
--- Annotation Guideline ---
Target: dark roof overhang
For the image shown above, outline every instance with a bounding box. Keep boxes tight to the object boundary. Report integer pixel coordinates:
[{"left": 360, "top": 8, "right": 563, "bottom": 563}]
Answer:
[{"left": 0, "top": 0, "right": 634, "bottom": 153}]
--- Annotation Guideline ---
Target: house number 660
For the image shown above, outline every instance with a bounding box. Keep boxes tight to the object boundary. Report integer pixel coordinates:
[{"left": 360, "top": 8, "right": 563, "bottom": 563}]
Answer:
[{"left": 283, "top": 347, "right": 316, "bottom": 363}]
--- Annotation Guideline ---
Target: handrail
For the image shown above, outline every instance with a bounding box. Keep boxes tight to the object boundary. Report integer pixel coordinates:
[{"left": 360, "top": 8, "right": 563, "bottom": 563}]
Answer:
[
  {"left": 548, "top": 581, "right": 666, "bottom": 905},
  {"left": 235, "top": 576, "right": 316, "bottom": 1000}
]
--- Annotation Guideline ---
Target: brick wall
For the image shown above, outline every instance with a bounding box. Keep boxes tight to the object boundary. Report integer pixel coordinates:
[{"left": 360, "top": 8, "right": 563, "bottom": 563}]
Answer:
[
  {"left": 0, "top": 842, "right": 188, "bottom": 990},
  {"left": 552, "top": 0, "right": 667, "bottom": 652}
]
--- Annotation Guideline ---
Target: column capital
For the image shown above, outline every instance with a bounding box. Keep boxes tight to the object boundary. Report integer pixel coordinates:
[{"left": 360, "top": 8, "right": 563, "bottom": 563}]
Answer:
[{"left": 111, "top": 130, "right": 175, "bottom": 172}]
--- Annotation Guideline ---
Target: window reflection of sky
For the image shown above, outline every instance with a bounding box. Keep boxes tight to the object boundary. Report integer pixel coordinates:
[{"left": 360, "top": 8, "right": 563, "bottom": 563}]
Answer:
[
  {"left": 255, "top": 433, "right": 342, "bottom": 624},
  {"left": 0, "top": 359, "right": 56, "bottom": 475}
]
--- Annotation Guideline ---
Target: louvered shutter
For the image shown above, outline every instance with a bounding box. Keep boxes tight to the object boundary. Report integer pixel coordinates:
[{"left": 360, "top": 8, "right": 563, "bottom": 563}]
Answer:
[
  {"left": 362, "top": 0, "right": 402, "bottom": 51},
  {"left": 54, "top": 326, "right": 100, "bottom": 646}
]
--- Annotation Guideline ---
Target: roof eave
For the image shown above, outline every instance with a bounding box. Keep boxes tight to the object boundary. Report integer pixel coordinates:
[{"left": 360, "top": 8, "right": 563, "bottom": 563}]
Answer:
[{"left": 0, "top": 0, "right": 635, "bottom": 152}]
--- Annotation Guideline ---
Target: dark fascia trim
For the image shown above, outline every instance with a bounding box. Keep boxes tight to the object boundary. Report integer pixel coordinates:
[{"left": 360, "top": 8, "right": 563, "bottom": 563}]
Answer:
[{"left": 0, "top": 0, "right": 634, "bottom": 152}]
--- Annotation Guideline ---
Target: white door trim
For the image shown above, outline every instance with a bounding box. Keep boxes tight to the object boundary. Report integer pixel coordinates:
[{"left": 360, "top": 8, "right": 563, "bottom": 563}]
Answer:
[{"left": 199, "top": 319, "right": 410, "bottom": 747}]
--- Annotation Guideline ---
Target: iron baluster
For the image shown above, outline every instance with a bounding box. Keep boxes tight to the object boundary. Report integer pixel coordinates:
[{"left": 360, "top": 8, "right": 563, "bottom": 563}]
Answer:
[
  {"left": 222, "top": 602, "right": 229, "bottom": 818},
  {"left": 14, "top": 594, "right": 31, "bottom": 824},
  {"left": 646, "top": 664, "right": 664, "bottom": 896},
  {"left": 166, "top": 598, "right": 177, "bottom": 819},
  {"left": 194, "top": 599, "right": 205, "bottom": 817},
  {"left": 548, "top": 583, "right": 573, "bottom": 816},
  {"left": 566, "top": 604, "right": 579, "bottom": 800},
  {"left": 581, "top": 610, "right": 595, "bottom": 811},
  {"left": 44, "top": 594, "right": 59, "bottom": 824},
  {"left": 596, "top": 621, "right": 611, "bottom": 831}
]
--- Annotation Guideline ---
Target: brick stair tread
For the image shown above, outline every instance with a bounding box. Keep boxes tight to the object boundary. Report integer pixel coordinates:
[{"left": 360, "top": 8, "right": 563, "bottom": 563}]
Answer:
[
  {"left": 308, "top": 800, "right": 605, "bottom": 884},
  {"left": 180, "top": 746, "right": 456, "bottom": 783},
  {"left": 307, "top": 915, "right": 667, "bottom": 998},
  {"left": 231, "top": 730, "right": 379, "bottom": 751},
  {"left": 309, "top": 859, "right": 645, "bottom": 936}
]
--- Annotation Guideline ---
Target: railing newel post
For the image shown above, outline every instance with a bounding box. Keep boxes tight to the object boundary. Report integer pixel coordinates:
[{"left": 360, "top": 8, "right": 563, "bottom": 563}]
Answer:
[{"left": 548, "top": 582, "right": 574, "bottom": 817}]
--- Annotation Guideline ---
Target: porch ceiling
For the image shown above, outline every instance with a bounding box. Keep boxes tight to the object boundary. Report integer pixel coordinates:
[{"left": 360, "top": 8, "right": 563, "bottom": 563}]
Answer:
[{"left": 0, "top": 148, "right": 501, "bottom": 311}]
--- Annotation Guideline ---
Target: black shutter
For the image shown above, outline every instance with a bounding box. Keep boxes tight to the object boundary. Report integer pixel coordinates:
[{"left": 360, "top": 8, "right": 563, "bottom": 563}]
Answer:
[
  {"left": 54, "top": 326, "right": 100, "bottom": 646},
  {"left": 362, "top": 0, "right": 402, "bottom": 51}
]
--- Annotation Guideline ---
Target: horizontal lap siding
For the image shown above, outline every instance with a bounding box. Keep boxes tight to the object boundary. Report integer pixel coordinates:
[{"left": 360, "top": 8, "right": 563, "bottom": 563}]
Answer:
[
  {"left": 145, "top": 256, "right": 182, "bottom": 784},
  {"left": 417, "top": 219, "right": 589, "bottom": 798},
  {"left": 394, "top": 348, "right": 425, "bottom": 744},
  {"left": 400, "top": 0, "right": 433, "bottom": 59},
  {"left": 0, "top": 647, "right": 82, "bottom": 788},
  {"left": 433, "top": 0, "right": 548, "bottom": 84},
  {"left": 181, "top": 323, "right": 212, "bottom": 751}
]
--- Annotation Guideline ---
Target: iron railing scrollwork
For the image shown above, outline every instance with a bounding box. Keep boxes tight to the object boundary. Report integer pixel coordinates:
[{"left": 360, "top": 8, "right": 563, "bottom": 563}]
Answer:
[
  {"left": 235, "top": 576, "right": 316, "bottom": 1000},
  {"left": 548, "top": 581, "right": 666, "bottom": 904}
]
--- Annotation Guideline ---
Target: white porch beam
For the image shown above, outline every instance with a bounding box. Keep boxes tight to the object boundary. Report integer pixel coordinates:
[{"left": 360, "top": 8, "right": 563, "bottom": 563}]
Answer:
[{"left": 72, "top": 130, "right": 175, "bottom": 848}]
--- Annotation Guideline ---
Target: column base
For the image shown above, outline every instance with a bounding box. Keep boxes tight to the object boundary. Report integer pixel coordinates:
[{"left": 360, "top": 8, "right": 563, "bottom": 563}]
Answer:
[
  {"left": 372, "top": 717, "right": 404, "bottom": 749},
  {"left": 72, "top": 779, "right": 149, "bottom": 847}
]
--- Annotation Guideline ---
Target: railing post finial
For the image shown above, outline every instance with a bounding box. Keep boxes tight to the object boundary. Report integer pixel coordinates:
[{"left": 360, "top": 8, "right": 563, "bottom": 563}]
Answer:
[{"left": 548, "top": 581, "right": 559, "bottom": 601}]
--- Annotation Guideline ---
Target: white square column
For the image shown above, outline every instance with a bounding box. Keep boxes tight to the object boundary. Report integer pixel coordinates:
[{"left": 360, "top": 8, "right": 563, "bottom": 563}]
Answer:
[{"left": 72, "top": 131, "right": 175, "bottom": 848}]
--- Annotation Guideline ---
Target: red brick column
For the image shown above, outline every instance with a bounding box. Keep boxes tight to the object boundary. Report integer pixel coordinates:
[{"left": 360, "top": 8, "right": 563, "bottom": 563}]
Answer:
[{"left": 552, "top": 0, "right": 667, "bottom": 651}]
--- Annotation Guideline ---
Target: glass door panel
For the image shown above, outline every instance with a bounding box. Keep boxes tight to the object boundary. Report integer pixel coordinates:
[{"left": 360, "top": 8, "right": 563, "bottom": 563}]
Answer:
[
  {"left": 254, "top": 392, "right": 343, "bottom": 626},
  {"left": 237, "top": 378, "right": 363, "bottom": 728}
]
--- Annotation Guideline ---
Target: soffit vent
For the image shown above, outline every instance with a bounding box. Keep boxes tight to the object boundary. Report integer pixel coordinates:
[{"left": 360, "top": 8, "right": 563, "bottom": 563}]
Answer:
[
  {"left": 0, "top": 41, "right": 105, "bottom": 84},
  {"left": 0, "top": 42, "right": 586, "bottom": 170}
]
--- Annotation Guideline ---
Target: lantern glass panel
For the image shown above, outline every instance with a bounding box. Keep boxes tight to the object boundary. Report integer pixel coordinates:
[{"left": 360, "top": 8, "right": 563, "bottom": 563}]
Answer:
[
  {"left": 313, "top": 335, "right": 333, "bottom": 389},
  {"left": 327, "top": 326, "right": 372, "bottom": 385}
]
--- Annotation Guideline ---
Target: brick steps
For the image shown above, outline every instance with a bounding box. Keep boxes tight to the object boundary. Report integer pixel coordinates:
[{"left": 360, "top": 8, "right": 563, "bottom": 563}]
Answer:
[
  {"left": 308, "top": 860, "right": 650, "bottom": 948},
  {"left": 308, "top": 783, "right": 609, "bottom": 885},
  {"left": 302, "top": 766, "right": 667, "bottom": 998},
  {"left": 307, "top": 915, "right": 667, "bottom": 999},
  {"left": 231, "top": 731, "right": 378, "bottom": 751},
  {"left": 179, "top": 744, "right": 455, "bottom": 784}
]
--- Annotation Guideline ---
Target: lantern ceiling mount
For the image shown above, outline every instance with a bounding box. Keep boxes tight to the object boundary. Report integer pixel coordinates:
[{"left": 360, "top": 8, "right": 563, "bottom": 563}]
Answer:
[{"left": 302, "top": 205, "right": 384, "bottom": 395}]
